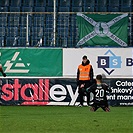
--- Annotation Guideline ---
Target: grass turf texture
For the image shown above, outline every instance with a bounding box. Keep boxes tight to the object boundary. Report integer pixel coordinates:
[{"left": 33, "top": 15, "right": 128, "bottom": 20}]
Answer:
[{"left": 0, "top": 106, "right": 132, "bottom": 133}]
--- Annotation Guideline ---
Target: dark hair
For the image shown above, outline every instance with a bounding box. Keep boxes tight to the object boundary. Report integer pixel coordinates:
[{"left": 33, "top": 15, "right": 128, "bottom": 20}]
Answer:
[
  {"left": 82, "top": 55, "right": 87, "bottom": 59},
  {"left": 96, "top": 74, "right": 102, "bottom": 80}
]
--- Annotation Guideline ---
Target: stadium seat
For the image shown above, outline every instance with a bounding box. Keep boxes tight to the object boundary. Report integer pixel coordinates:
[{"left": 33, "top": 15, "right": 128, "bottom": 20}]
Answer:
[
  {"left": 35, "top": 0, "right": 46, "bottom": 7},
  {"left": 57, "top": 27, "right": 69, "bottom": 37},
  {"left": 0, "top": 0, "right": 9, "bottom": 6},
  {"left": 10, "top": 0, "right": 22, "bottom": 7},
  {"left": 121, "top": 6, "right": 132, "bottom": 12},
  {"left": 70, "top": 14, "right": 77, "bottom": 27},
  {"left": 96, "top": 6, "right": 107, "bottom": 12},
  {"left": 108, "top": 7, "right": 120, "bottom": 12},
  {"left": 22, "top": 0, "right": 34, "bottom": 7},
  {"left": 44, "top": 36, "right": 54, "bottom": 47},
  {"left": 45, "top": 15, "right": 54, "bottom": 28},
  {"left": 121, "top": 0, "right": 132, "bottom": 12},
  {"left": 31, "top": 27, "right": 44, "bottom": 37},
  {"left": 83, "top": 6, "right": 95, "bottom": 12},
  {"left": 10, "top": 7, "right": 20, "bottom": 12},
  {"left": 31, "top": 36, "right": 45, "bottom": 47},
  {"left": 58, "top": 7, "right": 70, "bottom": 12},
  {"left": 33, "top": 16, "right": 45, "bottom": 27},
  {"left": 22, "top": 7, "right": 33, "bottom": 12},
  {"left": 96, "top": 0, "right": 107, "bottom": 12},
  {"left": 109, "top": 0, "right": 119, "bottom": 6},
  {"left": 108, "top": 0, "right": 120, "bottom": 11},
  {"left": 57, "top": 36, "right": 68, "bottom": 47},
  {"left": 0, "top": 27, "right": 6, "bottom": 37},
  {"left": 7, "top": 27, "right": 18, "bottom": 37},
  {"left": 97, "top": 0, "right": 107, "bottom": 6},
  {"left": 34, "top": 7, "right": 45, "bottom": 12},
  {"left": 45, "top": 28, "right": 53, "bottom": 36},
  {"left": 8, "top": 15, "right": 20, "bottom": 26},
  {"left": 59, "top": 0, "right": 71, "bottom": 7},
  {"left": 84, "top": 0, "right": 95, "bottom": 6},
  {"left": 83, "top": 0, "right": 95, "bottom": 12},
  {"left": 0, "top": 37, "right": 5, "bottom": 47},
  {"left": 20, "top": 15, "right": 32, "bottom": 26},
  {"left": 57, "top": 14, "right": 69, "bottom": 27},
  {"left": 72, "top": 0, "right": 82, "bottom": 6},
  {"left": 20, "top": 26, "right": 30, "bottom": 37},
  {"left": 72, "top": 7, "right": 83, "bottom": 12},
  {"left": 0, "top": 7, "right": 8, "bottom": 12},
  {"left": 6, "top": 37, "right": 18, "bottom": 47},
  {"left": 0, "top": 15, "right": 7, "bottom": 26},
  {"left": 68, "top": 36, "right": 77, "bottom": 48},
  {"left": 47, "top": 0, "right": 58, "bottom": 7},
  {"left": 121, "top": 0, "right": 131, "bottom": 6},
  {"left": 46, "top": 7, "right": 54, "bottom": 12},
  {"left": 47, "top": 0, "right": 54, "bottom": 7},
  {"left": 18, "top": 37, "right": 28, "bottom": 47}
]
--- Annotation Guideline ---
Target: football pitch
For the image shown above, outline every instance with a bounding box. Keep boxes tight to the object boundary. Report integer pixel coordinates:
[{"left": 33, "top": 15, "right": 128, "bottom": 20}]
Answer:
[{"left": 0, "top": 106, "right": 132, "bottom": 133}]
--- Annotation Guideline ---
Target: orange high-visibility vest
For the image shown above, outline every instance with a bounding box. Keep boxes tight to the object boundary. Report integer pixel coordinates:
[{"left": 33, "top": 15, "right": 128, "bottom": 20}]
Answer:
[{"left": 78, "top": 64, "right": 91, "bottom": 80}]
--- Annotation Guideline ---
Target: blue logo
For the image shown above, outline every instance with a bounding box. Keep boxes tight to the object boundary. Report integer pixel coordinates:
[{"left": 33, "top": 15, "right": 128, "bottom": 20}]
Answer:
[{"left": 97, "top": 50, "right": 122, "bottom": 75}]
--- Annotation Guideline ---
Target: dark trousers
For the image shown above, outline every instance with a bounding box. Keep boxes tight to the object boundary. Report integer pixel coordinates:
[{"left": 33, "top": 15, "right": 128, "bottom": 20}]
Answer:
[
  {"left": 78, "top": 81, "right": 91, "bottom": 106},
  {"left": 91, "top": 100, "right": 109, "bottom": 111}
]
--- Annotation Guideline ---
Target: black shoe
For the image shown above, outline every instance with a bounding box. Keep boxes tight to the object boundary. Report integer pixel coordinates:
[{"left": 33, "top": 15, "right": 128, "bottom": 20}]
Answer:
[
  {"left": 2, "top": 73, "right": 6, "bottom": 77},
  {"left": 77, "top": 104, "right": 83, "bottom": 107}
]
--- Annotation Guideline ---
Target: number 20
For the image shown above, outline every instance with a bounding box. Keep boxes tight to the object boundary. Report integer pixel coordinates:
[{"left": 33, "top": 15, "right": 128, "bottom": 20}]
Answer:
[{"left": 96, "top": 89, "right": 104, "bottom": 97}]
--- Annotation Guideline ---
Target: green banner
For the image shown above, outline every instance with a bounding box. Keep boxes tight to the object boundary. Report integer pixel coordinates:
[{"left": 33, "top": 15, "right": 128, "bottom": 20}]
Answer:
[
  {"left": 77, "top": 13, "right": 128, "bottom": 47},
  {"left": 0, "top": 48, "right": 62, "bottom": 77}
]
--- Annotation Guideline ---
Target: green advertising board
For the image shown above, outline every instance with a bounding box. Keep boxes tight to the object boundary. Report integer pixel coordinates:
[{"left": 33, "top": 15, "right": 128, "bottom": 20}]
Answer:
[{"left": 0, "top": 48, "right": 62, "bottom": 77}]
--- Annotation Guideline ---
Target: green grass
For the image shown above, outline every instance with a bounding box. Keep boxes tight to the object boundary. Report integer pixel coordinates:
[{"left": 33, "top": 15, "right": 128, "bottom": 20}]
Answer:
[{"left": 0, "top": 106, "right": 133, "bottom": 133}]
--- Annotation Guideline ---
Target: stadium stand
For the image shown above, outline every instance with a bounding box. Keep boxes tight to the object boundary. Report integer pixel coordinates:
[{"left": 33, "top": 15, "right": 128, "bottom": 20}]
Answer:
[{"left": 0, "top": 0, "right": 132, "bottom": 47}]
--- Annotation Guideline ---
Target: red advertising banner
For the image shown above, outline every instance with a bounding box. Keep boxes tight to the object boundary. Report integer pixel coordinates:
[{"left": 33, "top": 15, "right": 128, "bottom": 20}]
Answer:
[{"left": 0, "top": 78, "right": 133, "bottom": 106}]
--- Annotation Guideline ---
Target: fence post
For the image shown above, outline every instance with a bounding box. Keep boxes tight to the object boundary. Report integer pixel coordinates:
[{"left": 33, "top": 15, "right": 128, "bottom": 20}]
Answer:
[
  {"left": 53, "top": 0, "right": 56, "bottom": 47},
  {"left": 26, "top": 13, "right": 29, "bottom": 46}
]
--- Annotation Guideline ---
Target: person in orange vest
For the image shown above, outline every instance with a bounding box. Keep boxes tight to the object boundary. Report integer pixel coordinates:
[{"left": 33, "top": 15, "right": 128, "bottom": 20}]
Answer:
[{"left": 77, "top": 55, "right": 94, "bottom": 106}]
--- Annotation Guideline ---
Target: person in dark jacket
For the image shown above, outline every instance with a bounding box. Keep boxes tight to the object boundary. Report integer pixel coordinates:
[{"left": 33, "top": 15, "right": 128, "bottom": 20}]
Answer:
[
  {"left": 77, "top": 55, "right": 94, "bottom": 106},
  {"left": 0, "top": 52, "right": 6, "bottom": 77},
  {"left": 0, "top": 65, "right": 6, "bottom": 77},
  {"left": 86, "top": 74, "right": 111, "bottom": 112}
]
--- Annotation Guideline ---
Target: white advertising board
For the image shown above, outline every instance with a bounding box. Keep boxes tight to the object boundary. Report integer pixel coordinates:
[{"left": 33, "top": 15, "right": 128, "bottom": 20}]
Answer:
[{"left": 63, "top": 48, "right": 133, "bottom": 78}]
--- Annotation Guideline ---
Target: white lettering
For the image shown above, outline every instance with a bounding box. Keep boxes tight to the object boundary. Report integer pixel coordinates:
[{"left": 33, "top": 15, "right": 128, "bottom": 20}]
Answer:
[{"left": 50, "top": 85, "right": 67, "bottom": 101}]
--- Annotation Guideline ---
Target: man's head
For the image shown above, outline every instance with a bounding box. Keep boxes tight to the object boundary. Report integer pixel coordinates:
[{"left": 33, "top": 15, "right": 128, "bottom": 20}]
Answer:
[
  {"left": 96, "top": 74, "right": 102, "bottom": 83},
  {"left": 82, "top": 55, "right": 88, "bottom": 64}
]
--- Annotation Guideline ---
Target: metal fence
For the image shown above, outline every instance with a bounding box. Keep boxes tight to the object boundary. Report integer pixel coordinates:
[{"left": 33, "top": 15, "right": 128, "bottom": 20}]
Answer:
[{"left": 0, "top": 12, "right": 133, "bottom": 47}]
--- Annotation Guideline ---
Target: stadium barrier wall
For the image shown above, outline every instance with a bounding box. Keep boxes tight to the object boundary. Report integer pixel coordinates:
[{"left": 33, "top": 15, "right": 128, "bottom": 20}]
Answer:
[
  {"left": 0, "top": 78, "right": 133, "bottom": 106},
  {"left": 0, "top": 48, "right": 133, "bottom": 78}
]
